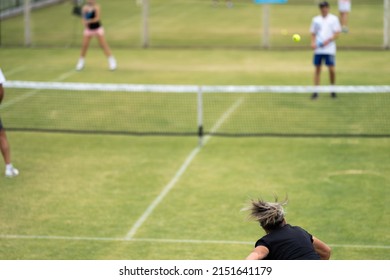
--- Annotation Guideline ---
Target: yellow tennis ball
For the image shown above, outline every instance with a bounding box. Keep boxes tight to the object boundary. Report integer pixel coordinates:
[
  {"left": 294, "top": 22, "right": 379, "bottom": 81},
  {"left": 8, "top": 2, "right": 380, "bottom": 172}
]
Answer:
[{"left": 292, "top": 34, "right": 301, "bottom": 42}]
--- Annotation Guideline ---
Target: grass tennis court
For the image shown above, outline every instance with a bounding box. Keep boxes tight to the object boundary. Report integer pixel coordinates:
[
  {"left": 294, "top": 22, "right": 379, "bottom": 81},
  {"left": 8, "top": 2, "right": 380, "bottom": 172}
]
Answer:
[
  {"left": 0, "top": 0, "right": 389, "bottom": 260},
  {"left": 1, "top": 133, "right": 389, "bottom": 259}
]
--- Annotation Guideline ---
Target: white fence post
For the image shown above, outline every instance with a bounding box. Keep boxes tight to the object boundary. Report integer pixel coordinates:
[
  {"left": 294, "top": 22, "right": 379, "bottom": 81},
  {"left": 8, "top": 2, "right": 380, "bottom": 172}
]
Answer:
[
  {"left": 142, "top": 0, "right": 149, "bottom": 48},
  {"left": 262, "top": 4, "right": 270, "bottom": 48},
  {"left": 24, "top": 0, "right": 31, "bottom": 46},
  {"left": 385, "top": 0, "right": 390, "bottom": 49}
]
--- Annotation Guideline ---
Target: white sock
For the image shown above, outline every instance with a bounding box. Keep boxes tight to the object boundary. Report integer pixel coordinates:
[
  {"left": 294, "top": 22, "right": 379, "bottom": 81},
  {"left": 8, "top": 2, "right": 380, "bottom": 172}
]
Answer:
[
  {"left": 108, "top": 56, "right": 117, "bottom": 70},
  {"left": 6, "top": 163, "right": 13, "bottom": 171},
  {"left": 76, "top": 58, "right": 85, "bottom": 70}
]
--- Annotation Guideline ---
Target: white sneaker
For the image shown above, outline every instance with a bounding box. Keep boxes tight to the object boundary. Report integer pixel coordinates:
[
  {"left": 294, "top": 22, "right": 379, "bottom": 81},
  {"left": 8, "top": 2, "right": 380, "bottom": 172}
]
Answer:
[
  {"left": 5, "top": 167, "right": 19, "bottom": 178},
  {"left": 108, "top": 57, "right": 117, "bottom": 71},
  {"left": 341, "top": 26, "right": 349, "bottom": 33},
  {"left": 76, "top": 59, "right": 85, "bottom": 71}
]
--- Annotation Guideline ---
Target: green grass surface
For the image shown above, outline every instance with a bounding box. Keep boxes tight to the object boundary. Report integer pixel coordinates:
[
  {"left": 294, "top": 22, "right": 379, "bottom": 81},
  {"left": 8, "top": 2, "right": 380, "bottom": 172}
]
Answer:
[
  {"left": 1, "top": 48, "right": 390, "bottom": 85},
  {"left": 0, "top": 133, "right": 389, "bottom": 259},
  {"left": 0, "top": 0, "right": 389, "bottom": 260}
]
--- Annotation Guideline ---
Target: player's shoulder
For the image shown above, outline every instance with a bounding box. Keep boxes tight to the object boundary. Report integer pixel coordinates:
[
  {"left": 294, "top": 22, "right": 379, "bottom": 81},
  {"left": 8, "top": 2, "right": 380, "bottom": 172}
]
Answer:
[
  {"left": 82, "top": 5, "right": 89, "bottom": 12},
  {"left": 255, "top": 236, "right": 269, "bottom": 248},
  {"left": 328, "top": 13, "right": 339, "bottom": 21},
  {"left": 312, "top": 15, "right": 322, "bottom": 23},
  {"left": 288, "top": 224, "right": 303, "bottom": 231},
  {"left": 312, "top": 15, "right": 321, "bottom": 20},
  {"left": 289, "top": 225, "right": 311, "bottom": 235}
]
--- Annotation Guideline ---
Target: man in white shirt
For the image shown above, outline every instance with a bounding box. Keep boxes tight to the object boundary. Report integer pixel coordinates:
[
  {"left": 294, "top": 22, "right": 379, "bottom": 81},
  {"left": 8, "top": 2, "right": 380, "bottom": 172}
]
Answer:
[
  {"left": 310, "top": 1, "right": 341, "bottom": 99},
  {"left": 0, "top": 68, "right": 19, "bottom": 178}
]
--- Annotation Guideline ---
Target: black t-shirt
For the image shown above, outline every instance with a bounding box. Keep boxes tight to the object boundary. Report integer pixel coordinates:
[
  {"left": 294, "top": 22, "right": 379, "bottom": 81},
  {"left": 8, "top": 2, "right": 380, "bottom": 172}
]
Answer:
[
  {"left": 255, "top": 224, "right": 320, "bottom": 260},
  {"left": 84, "top": 9, "right": 101, "bottom": 30}
]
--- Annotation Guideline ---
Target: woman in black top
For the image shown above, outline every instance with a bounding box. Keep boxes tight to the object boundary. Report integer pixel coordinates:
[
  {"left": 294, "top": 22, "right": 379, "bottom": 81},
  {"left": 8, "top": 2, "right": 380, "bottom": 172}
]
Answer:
[
  {"left": 245, "top": 198, "right": 331, "bottom": 260},
  {"left": 75, "top": 0, "right": 116, "bottom": 71}
]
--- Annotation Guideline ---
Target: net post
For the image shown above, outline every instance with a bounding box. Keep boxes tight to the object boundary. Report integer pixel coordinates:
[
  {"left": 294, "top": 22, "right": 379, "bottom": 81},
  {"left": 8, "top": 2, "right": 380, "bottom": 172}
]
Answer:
[
  {"left": 197, "top": 86, "right": 204, "bottom": 147},
  {"left": 24, "top": 0, "right": 31, "bottom": 47}
]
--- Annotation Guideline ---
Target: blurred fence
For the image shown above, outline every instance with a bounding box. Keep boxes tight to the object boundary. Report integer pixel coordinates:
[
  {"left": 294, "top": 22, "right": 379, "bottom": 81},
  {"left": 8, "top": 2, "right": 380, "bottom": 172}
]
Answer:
[
  {"left": 0, "top": 0, "right": 65, "bottom": 17},
  {"left": 0, "top": 0, "right": 387, "bottom": 49}
]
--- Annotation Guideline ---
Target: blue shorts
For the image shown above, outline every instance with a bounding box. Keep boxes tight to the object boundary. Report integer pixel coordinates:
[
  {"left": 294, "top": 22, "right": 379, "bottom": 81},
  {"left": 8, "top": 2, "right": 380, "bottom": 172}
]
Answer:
[{"left": 313, "top": 54, "right": 335, "bottom": 66}]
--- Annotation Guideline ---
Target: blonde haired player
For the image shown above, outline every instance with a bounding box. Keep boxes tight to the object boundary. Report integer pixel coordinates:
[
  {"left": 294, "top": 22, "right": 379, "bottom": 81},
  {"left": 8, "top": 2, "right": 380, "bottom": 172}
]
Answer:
[
  {"left": 244, "top": 197, "right": 331, "bottom": 260},
  {"left": 75, "top": 0, "right": 117, "bottom": 71},
  {"left": 0, "top": 68, "right": 19, "bottom": 178}
]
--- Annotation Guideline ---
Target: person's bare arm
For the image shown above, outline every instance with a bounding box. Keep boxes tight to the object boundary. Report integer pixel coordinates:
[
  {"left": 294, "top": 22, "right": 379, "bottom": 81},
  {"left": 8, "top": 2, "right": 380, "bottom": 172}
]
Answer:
[
  {"left": 245, "top": 245, "right": 269, "bottom": 260},
  {"left": 93, "top": 5, "right": 101, "bottom": 22},
  {"left": 311, "top": 33, "right": 317, "bottom": 49},
  {"left": 313, "top": 236, "right": 331, "bottom": 260},
  {"left": 323, "top": 31, "right": 340, "bottom": 47},
  {"left": 0, "top": 84, "right": 4, "bottom": 104}
]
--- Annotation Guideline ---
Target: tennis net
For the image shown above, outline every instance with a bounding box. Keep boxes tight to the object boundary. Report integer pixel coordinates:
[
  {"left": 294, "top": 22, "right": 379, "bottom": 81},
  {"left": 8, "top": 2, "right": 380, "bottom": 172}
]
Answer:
[{"left": 3, "top": 81, "right": 390, "bottom": 139}]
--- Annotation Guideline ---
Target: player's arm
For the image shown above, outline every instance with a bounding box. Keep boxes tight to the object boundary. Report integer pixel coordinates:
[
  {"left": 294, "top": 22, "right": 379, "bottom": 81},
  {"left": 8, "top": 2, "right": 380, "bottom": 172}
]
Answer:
[
  {"left": 245, "top": 245, "right": 269, "bottom": 260},
  {"left": 93, "top": 5, "right": 101, "bottom": 22},
  {"left": 81, "top": 6, "right": 88, "bottom": 26},
  {"left": 0, "top": 69, "right": 6, "bottom": 104},
  {"left": 0, "top": 84, "right": 4, "bottom": 104},
  {"left": 311, "top": 33, "right": 317, "bottom": 49},
  {"left": 324, "top": 20, "right": 341, "bottom": 46},
  {"left": 312, "top": 236, "right": 331, "bottom": 260},
  {"left": 323, "top": 31, "right": 340, "bottom": 46}
]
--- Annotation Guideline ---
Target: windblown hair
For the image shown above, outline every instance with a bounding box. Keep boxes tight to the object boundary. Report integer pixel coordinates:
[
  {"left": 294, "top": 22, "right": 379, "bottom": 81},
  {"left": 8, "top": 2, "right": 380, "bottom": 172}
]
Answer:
[{"left": 244, "top": 197, "right": 288, "bottom": 232}]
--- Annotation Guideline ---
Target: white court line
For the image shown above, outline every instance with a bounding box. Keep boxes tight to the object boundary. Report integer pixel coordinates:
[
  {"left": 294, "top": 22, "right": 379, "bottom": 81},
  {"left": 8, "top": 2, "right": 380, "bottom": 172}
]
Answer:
[
  {"left": 1, "top": 70, "right": 76, "bottom": 110},
  {"left": 202, "top": 97, "right": 244, "bottom": 146},
  {"left": 4, "top": 66, "right": 26, "bottom": 77},
  {"left": 125, "top": 98, "right": 244, "bottom": 240},
  {"left": 124, "top": 146, "right": 202, "bottom": 240},
  {"left": 1, "top": 234, "right": 389, "bottom": 250}
]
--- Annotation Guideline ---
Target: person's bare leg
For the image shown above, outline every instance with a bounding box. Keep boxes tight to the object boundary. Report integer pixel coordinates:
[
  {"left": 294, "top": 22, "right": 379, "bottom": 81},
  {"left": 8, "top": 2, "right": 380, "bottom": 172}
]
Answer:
[
  {"left": 97, "top": 35, "right": 112, "bottom": 57},
  {"left": 329, "top": 66, "right": 336, "bottom": 85},
  {"left": 314, "top": 66, "right": 321, "bottom": 86},
  {"left": 340, "top": 12, "right": 349, "bottom": 32},
  {"left": 97, "top": 35, "right": 116, "bottom": 70},
  {"left": 0, "top": 130, "right": 11, "bottom": 165},
  {"left": 329, "top": 66, "right": 337, "bottom": 98},
  {"left": 312, "top": 65, "right": 321, "bottom": 99},
  {"left": 76, "top": 35, "right": 92, "bottom": 70},
  {"left": 80, "top": 35, "right": 92, "bottom": 57},
  {"left": 0, "top": 129, "right": 18, "bottom": 177}
]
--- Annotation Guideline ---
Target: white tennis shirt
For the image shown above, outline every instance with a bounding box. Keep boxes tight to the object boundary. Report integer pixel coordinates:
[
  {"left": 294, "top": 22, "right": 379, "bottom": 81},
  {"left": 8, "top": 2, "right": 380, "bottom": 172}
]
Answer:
[{"left": 310, "top": 13, "right": 341, "bottom": 55}]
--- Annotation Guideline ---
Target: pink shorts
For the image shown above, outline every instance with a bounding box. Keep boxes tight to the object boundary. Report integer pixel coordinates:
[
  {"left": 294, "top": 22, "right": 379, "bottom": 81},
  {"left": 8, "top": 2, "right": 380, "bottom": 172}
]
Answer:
[{"left": 84, "top": 27, "right": 105, "bottom": 37}]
